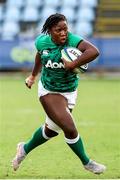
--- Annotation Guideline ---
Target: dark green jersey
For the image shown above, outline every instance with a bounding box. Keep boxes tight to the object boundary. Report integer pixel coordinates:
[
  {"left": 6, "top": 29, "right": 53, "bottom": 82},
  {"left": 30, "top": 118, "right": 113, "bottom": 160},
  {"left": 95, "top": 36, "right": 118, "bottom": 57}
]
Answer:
[{"left": 35, "top": 32, "right": 83, "bottom": 92}]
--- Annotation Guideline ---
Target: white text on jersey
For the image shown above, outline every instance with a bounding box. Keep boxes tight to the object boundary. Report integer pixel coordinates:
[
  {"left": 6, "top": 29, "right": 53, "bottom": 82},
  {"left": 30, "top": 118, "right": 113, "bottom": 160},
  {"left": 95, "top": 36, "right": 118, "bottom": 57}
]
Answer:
[{"left": 45, "top": 60, "right": 64, "bottom": 69}]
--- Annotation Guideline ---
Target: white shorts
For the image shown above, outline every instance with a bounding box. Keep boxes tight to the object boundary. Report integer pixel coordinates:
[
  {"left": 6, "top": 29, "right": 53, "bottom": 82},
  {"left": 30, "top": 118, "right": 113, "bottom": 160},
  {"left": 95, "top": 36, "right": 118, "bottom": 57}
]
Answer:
[
  {"left": 38, "top": 81, "right": 77, "bottom": 109},
  {"left": 38, "top": 81, "right": 77, "bottom": 133}
]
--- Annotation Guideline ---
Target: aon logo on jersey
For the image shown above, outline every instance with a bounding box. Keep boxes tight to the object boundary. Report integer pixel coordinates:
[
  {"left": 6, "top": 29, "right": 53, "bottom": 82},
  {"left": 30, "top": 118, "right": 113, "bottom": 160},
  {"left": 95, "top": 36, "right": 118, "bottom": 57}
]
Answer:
[{"left": 45, "top": 60, "right": 64, "bottom": 69}]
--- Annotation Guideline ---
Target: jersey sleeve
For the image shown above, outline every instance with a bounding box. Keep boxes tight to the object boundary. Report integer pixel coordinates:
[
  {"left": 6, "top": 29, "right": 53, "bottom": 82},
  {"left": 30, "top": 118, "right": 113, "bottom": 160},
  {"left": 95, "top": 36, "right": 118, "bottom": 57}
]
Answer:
[
  {"left": 68, "top": 32, "right": 84, "bottom": 47},
  {"left": 35, "top": 35, "right": 45, "bottom": 52}
]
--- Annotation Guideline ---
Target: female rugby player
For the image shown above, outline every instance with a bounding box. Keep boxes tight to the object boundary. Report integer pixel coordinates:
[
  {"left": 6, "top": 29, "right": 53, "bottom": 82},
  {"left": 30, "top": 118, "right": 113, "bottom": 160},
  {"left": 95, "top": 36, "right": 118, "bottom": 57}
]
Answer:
[{"left": 12, "top": 13, "right": 106, "bottom": 174}]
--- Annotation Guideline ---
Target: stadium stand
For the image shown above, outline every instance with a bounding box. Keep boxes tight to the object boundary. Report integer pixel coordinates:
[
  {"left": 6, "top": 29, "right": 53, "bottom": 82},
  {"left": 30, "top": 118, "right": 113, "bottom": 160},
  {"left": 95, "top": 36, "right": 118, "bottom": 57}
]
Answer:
[
  {"left": 0, "top": 0, "right": 120, "bottom": 72},
  {"left": 0, "top": 0, "right": 98, "bottom": 39},
  {"left": 95, "top": 0, "right": 120, "bottom": 36}
]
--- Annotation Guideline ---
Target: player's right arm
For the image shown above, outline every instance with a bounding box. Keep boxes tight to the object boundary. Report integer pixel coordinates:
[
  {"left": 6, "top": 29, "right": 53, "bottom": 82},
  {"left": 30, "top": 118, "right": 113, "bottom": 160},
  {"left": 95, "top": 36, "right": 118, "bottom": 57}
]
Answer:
[{"left": 25, "top": 52, "right": 42, "bottom": 89}]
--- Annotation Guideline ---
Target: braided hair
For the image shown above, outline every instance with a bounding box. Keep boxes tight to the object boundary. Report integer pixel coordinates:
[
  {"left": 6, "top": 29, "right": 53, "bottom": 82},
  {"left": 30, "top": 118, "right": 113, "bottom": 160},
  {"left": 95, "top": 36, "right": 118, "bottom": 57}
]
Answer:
[{"left": 41, "top": 13, "right": 67, "bottom": 34}]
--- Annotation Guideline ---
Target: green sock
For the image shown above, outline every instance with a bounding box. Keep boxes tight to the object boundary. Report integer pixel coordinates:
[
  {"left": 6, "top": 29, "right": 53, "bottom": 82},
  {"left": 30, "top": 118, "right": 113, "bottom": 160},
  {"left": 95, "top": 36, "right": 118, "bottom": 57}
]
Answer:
[
  {"left": 24, "top": 127, "right": 48, "bottom": 154},
  {"left": 65, "top": 135, "right": 90, "bottom": 165}
]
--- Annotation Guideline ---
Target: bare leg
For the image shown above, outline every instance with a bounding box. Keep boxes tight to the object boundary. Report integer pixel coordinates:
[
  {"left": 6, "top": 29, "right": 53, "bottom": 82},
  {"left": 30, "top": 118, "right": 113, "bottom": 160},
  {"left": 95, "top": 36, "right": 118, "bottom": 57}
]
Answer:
[
  {"left": 40, "top": 93, "right": 78, "bottom": 139},
  {"left": 40, "top": 93, "right": 90, "bottom": 165}
]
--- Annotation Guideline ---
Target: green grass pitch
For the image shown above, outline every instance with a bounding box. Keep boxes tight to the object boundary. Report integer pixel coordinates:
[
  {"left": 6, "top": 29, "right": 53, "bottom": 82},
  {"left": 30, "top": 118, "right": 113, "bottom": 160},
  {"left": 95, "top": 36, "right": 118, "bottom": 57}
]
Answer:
[{"left": 0, "top": 74, "right": 120, "bottom": 179}]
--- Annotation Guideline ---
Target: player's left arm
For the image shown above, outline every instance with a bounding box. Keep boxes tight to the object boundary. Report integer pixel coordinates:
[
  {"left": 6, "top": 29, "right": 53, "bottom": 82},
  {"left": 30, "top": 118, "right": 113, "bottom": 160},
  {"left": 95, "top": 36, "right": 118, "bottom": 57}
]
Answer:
[
  {"left": 31, "top": 52, "right": 42, "bottom": 76},
  {"left": 25, "top": 52, "right": 42, "bottom": 89},
  {"left": 64, "top": 40, "right": 99, "bottom": 70}
]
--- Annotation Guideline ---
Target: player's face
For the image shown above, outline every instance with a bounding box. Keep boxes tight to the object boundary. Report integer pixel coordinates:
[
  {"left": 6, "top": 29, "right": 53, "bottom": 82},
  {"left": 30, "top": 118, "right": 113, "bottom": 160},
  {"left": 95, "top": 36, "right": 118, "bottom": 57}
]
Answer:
[{"left": 49, "top": 20, "right": 68, "bottom": 45}]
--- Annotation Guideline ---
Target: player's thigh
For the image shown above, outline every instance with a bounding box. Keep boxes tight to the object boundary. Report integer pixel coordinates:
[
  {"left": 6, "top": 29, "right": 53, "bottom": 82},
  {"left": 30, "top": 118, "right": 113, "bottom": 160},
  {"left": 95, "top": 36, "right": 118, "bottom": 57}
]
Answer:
[{"left": 40, "top": 94, "right": 76, "bottom": 130}]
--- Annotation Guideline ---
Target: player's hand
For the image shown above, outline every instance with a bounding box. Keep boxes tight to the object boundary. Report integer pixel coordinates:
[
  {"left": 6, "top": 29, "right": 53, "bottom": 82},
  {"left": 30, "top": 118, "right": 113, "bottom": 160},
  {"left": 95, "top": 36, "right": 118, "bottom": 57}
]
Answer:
[
  {"left": 62, "top": 58, "right": 73, "bottom": 70},
  {"left": 25, "top": 75, "right": 36, "bottom": 89},
  {"left": 62, "top": 58, "right": 79, "bottom": 74},
  {"left": 62, "top": 58, "right": 78, "bottom": 71}
]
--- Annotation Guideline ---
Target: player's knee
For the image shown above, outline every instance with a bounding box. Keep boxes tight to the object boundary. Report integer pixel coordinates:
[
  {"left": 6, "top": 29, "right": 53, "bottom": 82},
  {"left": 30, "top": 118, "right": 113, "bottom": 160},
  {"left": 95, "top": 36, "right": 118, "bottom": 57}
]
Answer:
[{"left": 63, "top": 125, "right": 78, "bottom": 139}]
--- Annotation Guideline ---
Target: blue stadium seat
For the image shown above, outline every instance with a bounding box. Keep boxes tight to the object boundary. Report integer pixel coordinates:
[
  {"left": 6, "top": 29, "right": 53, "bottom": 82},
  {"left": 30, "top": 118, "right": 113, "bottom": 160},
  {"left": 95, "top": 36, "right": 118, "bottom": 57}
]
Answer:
[
  {"left": 59, "top": 7, "right": 75, "bottom": 22},
  {"left": 2, "top": 21, "right": 20, "bottom": 40},
  {"left": 41, "top": 7, "right": 57, "bottom": 22},
  {"left": 77, "top": 7, "right": 95, "bottom": 22},
  {"left": 74, "top": 21, "right": 93, "bottom": 37},
  {"left": 62, "top": 0, "right": 78, "bottom": 8},
  {"left": 4, "top": 7, "right": 21, "bottom": 21},
  {"left": 6, "top": 0, "right": 25, "bottom": 8},
  {"left": 26, "top": 0, "right": 43, "bottom": 7},
  {"left": 44, "top": 0, "right": 61, "bottom": 8},
  {"left": 22, "top": 6, "right": 39, "bottom": 22},
  {"left": 80, "top": 0, "right": 98, "bottom": 8}
]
